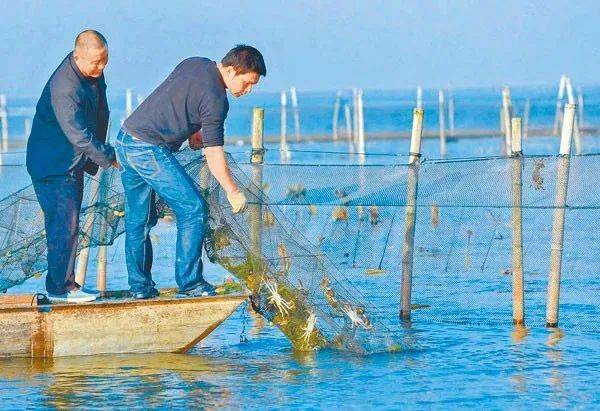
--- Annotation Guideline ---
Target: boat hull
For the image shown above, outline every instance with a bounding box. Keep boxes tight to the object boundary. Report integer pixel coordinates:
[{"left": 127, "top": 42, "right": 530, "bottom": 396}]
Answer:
[{"left": 0, "top": 294, "right": 246, "bottom": 358}]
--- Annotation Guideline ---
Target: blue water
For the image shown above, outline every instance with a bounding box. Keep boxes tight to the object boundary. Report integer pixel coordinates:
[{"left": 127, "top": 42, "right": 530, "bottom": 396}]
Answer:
[{"left": 1, "top": 87, "right": 599, "bottom": 408}]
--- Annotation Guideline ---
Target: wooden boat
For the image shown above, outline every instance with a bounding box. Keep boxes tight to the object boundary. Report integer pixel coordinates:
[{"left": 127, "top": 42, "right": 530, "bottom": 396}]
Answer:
[{"left": 0, "top": 290, "right": 246, "bottom": 358}]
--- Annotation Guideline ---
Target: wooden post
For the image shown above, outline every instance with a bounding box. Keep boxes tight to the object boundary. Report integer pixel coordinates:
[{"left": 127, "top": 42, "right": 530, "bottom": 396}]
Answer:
[
  {"left": 553, "top": 75, "right": 567, "bottom": 136},
  {"left": 448, "top": 95, "right": 455, "bottom": 136},
  {"left": 332, "top": 91, "right": 341, "bottom": 141},
  {"left": 136, "top": 94, "right": 145, "bottom": 106},
  {"left": 502, "top": 86, "right": 512, "bottom": 155},
  {"left": 416, "top": 86, "right": 423, "bottom": 109},
  {"left": 438, "top": 89, "right": 446, "bottom": 158},
  {"left": 511, "top": 118, "right": 525, "bottom": 325},
  {"left": 546, "top": 103, "right": 576, "bottom": 328},
  {"left": 344, "top": 103, "right": 354, "bottom": 153},
  {"left": 125, "top": 88, "right": 133, "bottom": 117},
  {"left": 75, "top": 176, "right": 102, "bottom": 286},
  {"left": 280, "top": 91, "right": 290, "bottom": 162},
  {"left": 24, "top": 118, "right": 31, "bottom": 139},
  {"left": 565, "top": 78, "right": 582, "bottom": 154},
  {"left": 0, "top": 94, "right": 8, "bottom": 152},
  {"left": 352, "top": 88, "right": 359, "bottom": 144},
  {"left": 357, "top": 89, "right": 365, "bottom": 163},
  {"left": 250, "top": 108, "right": 264, "bottom": 258},
  {"left": 290, "top": 87, "right": 300, "bottom": 142},
  {"left": 523, "top": 99, "right": 530, "bottom": 140},
  {"left": 400, "top": 108, "right": 424, "bottom": 321},
  {"left": 577, "top": 88, "right": 584, "bottom": 129},
  {"left": 94, "top": 128, "right": 113, "bottom": 295}
]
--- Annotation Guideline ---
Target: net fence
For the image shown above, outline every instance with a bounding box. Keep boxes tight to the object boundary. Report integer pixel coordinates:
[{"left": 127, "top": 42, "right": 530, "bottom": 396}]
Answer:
[{"left": 1, "top": 149, "right": 599, "bottom": 353}]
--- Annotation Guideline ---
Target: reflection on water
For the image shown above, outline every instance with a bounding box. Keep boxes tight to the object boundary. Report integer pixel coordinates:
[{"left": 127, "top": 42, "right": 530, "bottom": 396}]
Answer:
[{"left": 0, "top": 313, "right": 598, "bottom": 408}]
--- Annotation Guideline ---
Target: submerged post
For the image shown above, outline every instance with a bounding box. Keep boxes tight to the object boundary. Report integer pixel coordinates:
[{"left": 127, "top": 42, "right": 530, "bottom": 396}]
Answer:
[
  {"left": 344, "top": 103, "right": 354, "bottom": 153},
  {"left": 448, "top": 94, "right": 455, "bottom": 136},
  {"left": 24, "top": 118, "right": 31, "bottom": 139},
  {"left": 400, "top": 108, "right": 424, "bottom": 321},
  {"left": 565, "top": 78, "right": 582, "bottom": 154},
  {"left": 438, "top": 89, "right": 446, "bottom": 158},
  {"left": 125, "top": 88, "right": 133, "bottom": 117},
  {"left": 416, "top": 86, "right": 423, "bottom": 109},
  {"left": 0, "top": 94, "right": 8, "bottom": 152},
  {"left": 357, "top": 89, "right": 366, "bottom": 163},
  {"left": 523, "top": 99, "right": 530, "bottom": 140},
  {"left": 290, "top": 87, "right": 300, "bottom": 142},
  {"left": 280, "top": 91, "right": 290, "bottom": 162},
  {"left": 546, "top": 103, "right": 576, "bottom": 328},
  {"left": 250, "top": 108, "right": 264, "bottom": 258},
  {"left": 332, "top": 91, "right": 341, "bottom": 141},
  {"left": 502, "top": 87, "right": 512, "bottom": 155},
  {"left": 577, "top": 88, "right": 584, "bottom": 129},
  {"left": 553, "top": 75, "right": 567, "bottom": 135},
  {"left": 511, "top": 118, "right": 525, "bottom": 325}
]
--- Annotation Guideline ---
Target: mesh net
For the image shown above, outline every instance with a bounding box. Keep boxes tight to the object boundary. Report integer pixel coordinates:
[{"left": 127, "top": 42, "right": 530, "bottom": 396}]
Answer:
[{"left": 1, "top": 149, "right": 600, "bottom": 353}]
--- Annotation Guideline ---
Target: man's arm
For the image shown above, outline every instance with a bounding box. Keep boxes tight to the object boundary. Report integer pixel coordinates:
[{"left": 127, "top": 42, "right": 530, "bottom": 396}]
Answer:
[
  {"left": 204, "top": 146, "right": 247, "bottom": 213},
  {"left": 51, "top": 89, "right": 116, "bottom": 168},
  {"left": 204, "top": 146, "right": 239, "bottom": 194}
]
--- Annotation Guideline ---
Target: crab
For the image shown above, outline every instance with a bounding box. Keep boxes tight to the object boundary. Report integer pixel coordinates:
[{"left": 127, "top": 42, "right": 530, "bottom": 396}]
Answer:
[
  {"left": 262, "top": 279, "right": 294, "bottom": 316},
  {"left": 301, "top": 312, "right": 318, "bottom": 346},
  {"left": 341, "top": 303, "right": 372, "bottom": 330}
]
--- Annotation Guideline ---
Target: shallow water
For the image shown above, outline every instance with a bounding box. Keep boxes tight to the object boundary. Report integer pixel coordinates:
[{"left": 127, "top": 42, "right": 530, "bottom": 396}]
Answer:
[{"left": 1, "top": 87, "right": 600, "bottom": 408}]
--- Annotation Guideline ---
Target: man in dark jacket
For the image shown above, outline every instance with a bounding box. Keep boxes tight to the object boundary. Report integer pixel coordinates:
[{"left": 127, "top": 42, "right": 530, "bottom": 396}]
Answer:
[{"left": 26, "top": 30, "right": 117, "bottom": 303}]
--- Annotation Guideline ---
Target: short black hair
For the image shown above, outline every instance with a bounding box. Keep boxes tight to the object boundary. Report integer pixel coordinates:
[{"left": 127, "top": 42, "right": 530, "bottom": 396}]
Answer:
[{"left": 221, "top": 44, "right": 266, "bottom": 76}]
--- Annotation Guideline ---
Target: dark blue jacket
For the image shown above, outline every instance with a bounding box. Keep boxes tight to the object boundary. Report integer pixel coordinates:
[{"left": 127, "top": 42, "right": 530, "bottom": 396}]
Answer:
[{"left": 27, "top": 52, "right": 115, "bottom": 180}]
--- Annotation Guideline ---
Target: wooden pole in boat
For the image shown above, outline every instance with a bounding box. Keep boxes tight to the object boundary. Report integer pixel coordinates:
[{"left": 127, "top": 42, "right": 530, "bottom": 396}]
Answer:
[
  {"left": 400, "top": 107, "right": 424, "bottom": 321},
  {"left": 290, "top": 87, "right": 300, "bottom": 142},
  {"left": 95, "top": 126, "right": 113, "bottom": 295},
  {"left": 448, "top": 94, "right": 455, "bottom": 137},
  {"left": 280, "top": 90, "right": 290, "bottom": 162},
  {"left": 0, "top": 94, "right": 8, "bottom": 152},
  {"left": 511, "top": 117, "right": 525, "bottom": 325},
  {"left": 523, "top": 99, "right": 530, "bottom": 140},
  {"left": 75, "top": 173, "right": 102, "bottom": 286},
  {"left": 502, "top": 86, "right": 512, "bottom": 155},
  {"left": 565, "top": 78, "right": 582, "bottom": 155},
  {"left": 553, "top": 75, "right": 567, "bottom": 136},
  {"left": 546, "top": 103, "right": 576, "bottom": 328},
  {"left": 250, "top": 108, "right": 264, "bottom": 259},
  {"left": 416, "top": 86, "right": 423, "bottom": 110},
  {"left": 357, "top": 89, "right": 366, "bottom": 163},
  {"left": 439, "top": 89, "right": 446, "bottom": 158},
  {"left": 332, "top": 90, "right": 341, "bottom": 141}
]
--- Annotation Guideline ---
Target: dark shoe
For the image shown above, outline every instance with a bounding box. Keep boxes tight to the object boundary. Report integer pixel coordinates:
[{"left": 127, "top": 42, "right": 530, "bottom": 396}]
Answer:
[
  {"left": 131, "top": 287, "right": 160, "bottom": 300},
  {"left": 176, "top": 281, "right": 217, "bottom": 298}
]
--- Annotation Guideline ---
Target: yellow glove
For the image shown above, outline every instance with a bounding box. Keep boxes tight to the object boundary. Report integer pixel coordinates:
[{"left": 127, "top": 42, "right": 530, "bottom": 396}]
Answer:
[{"left": 227, "top": 190, "right": 248, "bottom": 214}]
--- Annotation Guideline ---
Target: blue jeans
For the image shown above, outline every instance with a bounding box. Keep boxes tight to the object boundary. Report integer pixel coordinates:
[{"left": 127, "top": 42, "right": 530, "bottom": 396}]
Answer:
[
  {"left": 32, "top": 170, "right": 83, "bottom": 294},
  {"left": 114, "top": 130, "right": 208, "bottom": 293}
]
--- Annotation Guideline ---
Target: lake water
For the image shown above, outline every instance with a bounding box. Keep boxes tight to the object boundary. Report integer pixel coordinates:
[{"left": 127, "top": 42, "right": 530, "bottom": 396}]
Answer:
[{"left": 1, "top": 87, "right": 599, "bottom": 409}]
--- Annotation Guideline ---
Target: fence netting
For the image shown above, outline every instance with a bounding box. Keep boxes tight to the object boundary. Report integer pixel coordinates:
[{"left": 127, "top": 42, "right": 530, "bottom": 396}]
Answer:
[{"left": 1, "top": 150, "right": 599, "bottom": 353}]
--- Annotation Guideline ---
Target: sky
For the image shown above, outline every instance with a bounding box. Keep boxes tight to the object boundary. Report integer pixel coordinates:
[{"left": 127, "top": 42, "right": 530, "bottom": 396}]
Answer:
[{"left": 1, "top": 0, "right": 599, "bottom": 97}]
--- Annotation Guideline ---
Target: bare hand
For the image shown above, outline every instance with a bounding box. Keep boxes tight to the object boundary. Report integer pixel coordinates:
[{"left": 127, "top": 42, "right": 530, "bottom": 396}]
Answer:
[
  {"left": 226, "top": 190, "right": 248, "bottom": 214},
  {"left": 189, "top": 130, "right": 203, "bottom": 150}
]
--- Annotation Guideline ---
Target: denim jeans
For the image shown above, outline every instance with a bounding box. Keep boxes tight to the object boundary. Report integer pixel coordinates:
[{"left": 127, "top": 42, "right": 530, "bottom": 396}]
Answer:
[
  {"left": 32, "top": 170, "right": 83, "bottom": 294},
  {"left": 114, "top": 129, "right": 208, "bottom": 293}
]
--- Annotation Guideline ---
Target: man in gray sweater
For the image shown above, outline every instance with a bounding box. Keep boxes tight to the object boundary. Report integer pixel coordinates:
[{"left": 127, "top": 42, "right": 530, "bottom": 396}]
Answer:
[{"left": 116, "top": 45, "right": 266, "bottom": 299}]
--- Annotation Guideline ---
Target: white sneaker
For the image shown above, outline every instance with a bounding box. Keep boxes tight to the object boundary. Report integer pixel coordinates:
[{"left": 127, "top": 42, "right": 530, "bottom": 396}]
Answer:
[{"left": 48, "top": 288, "right": 98, "bottom": 304}]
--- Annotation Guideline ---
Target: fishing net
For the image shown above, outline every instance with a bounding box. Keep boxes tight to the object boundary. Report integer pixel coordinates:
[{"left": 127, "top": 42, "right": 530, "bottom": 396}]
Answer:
[{"left": 1, "top": 149, "right": 600, "bottom": 353}]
